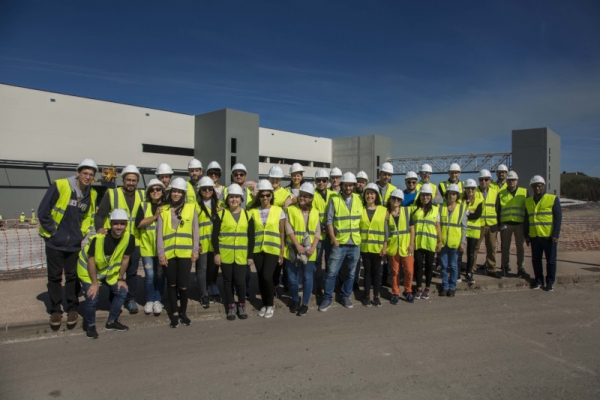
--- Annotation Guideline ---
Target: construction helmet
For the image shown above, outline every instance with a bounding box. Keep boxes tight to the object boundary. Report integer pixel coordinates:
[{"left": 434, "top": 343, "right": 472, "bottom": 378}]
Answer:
[
  {"left": 155, "top": 163, "right": 173, "bottom": 176},
  {"left": 364, "top": 183, "right": 380, "bottom": 194},
  {"left": 341, "top": 172, "right": 357, "bottom": 184},
  {"left": 257, "top": 179, "right": 274, "bottom": 191},
  {"left": 448, "top": 163, "right": 461, "bottom": 172},
  {"left": 315, "top": 169, "right": 329, "bottom": 179},
  {"left": 198, "top": 176, "right": 214, "bottom": 187},
  {"left": 507, "top": 171, "right": 519, "bottom": 180},
  {"left": 109, "top": 209, "right": 129, "bottom": 221},
  {"left": 77, "top": 158, "right": 98, "bottom": 172},
  {"left": 226, "top": 183, "right": 244, "bottom": 196},
  {"left": 420, "top": 183, "right": 434, "bottom": 194},
  {"left": 380, "top": 162, "right": 394, "bottom": 174},
  {"left": 268, "top": 165, "right": 284, "bottom": 178},
  {"left": 232, "top": 163, "right": 247, "bottom": 173},
  {"left": 405, "top": 171, "right": 418, "bottom": 180},
  {"left": 464, "top": 179, "right": 477, "bottom": 188},
  {"left": 330, "top": 167, "right": 342, "bottom": 177},
  {"left": 447, "top": 183, "right": 461, "bottom": 193},
  {"left": 497, "top": 164, "right": 509, "bottom": 172},
  {"left": 356, "top": 171, "right": 369, "bottom": 181},
  {"left": 289, "top": 163, "right": 305, "bottom": 174},
  {"left": 478, "top": 169, "right": 492, "bottom": 179},
  {"left": 121, "top": 165, "right": 141, "bottom": 179},
  {"left": 299, "top": 182, "right": 315, "bottom": 196},
  {"left": 170, "top": 177, "right": 188, "bottom": 191},
  {"left": 420, "top": 164, "right": 433, "bottom": 173},
  {"left": 206, "top": 161, "right": 222, "bottom": 171},
  {"left": 188, "top": 159, "right": 202, "bottom": 169},
  {"left": 530, "top": 175, "right": 545, "bottom": 185},
  {"left": 145, "top": 179, "right": 165, "bottom": 192},
  {"left": 390, "top": 189, "right": 404, "bottom": 200}
]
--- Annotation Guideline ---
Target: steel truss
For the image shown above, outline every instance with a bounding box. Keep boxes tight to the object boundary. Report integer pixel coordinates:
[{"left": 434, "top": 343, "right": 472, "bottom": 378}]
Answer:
[{"left": 386, "top": 152, "right": 512, "bottom": 175}]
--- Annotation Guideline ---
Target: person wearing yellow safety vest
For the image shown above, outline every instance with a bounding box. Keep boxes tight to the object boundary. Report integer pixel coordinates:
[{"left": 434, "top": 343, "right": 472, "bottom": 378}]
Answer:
[
  {"left": 412, "top": 184, "right": 442, "bottom": 300},
  {"left": 206, "top": 161, "right": 224, "bottom": 199},
  {"left": 438, "top": 184, "right": 467, "bottom": 297},
  {"left": 491, "top": 164, "right": 509, "bottom": 192},
  {"left": 355, "top": 171, "right": 369, "bottom": 195},
  {"left": 438, "top": 163, "right": 463, "bottom": 199},
  {"left": 222, "top": 163, "right": 256, "bottom": 209},
  {"left": 186, "top": 158, "right": 203, "bottom": 204},
  {"left": 135, "top": 179, "right": 166, "bottom": 316},
  {"left": 155, "top": 163, "right": 173, "bottom": 192},
  {"left": 95, "top": 164, "right": 144, "bottom": 314},
  {"left": 462, "top": 179, "right": 483, "bottom": 284},
  {"left": 78, "top": 209, "right": 134, "bottom": 339},
  {"left": 402, "top": 171, "right": 419, "bottom": 206},
  {"left": 498, "top": 171, "right": 528, "bottom": 278},
  {"left": 20, "top": 212, "right": 26, "bottom": 223},
  {"left": 31, "top": 209, "right": 37, "bottom": 224},
  {"left": 329, "top": 167, "right": 343, "bottom": 193},
  {"left": 359, "top": 183, "right": 388, "bottom": 307},
  {"left": 376, "top": 163, "right": 397, "bottom": 287},
  {"left": 247, "top": 180, "right": 285, "bottom": 318},
  {"left": 212, "top": 183, "right": 256, "bottom": 321},
  {"left": 196, "top": 176, "right": 225, "bottom": 309},
  {"left": 285, "top": 183, "right": 320, "bottom": 316},
  {"left": 157, "top": 177, "right": 199, "bottom": 328},
  {"left": 416, "top": 164, "right": 438, "bottom": 198},
  {"left": 318, "top": 172, "right": 363, "bottom": 312},
  {"left": 312, "top": 168, "right": 338, "bottom": 296},
  {"left": 386, "top": 189, "right": 415, "bottom": 304},
  {"left": 286, "top": 163, "right": 306, "bottom": 204},
  {"left": 268, "top": 165, "right": 292, "bottom": 208},
  {"left": 475, "top": 169, "right": 502, "bottom": 278},
  {"left": 38, "top": 158, "right": 98, "bottom": 330},
  {"left": 524, "top": 175, "right": 562, "bottom": 291}
]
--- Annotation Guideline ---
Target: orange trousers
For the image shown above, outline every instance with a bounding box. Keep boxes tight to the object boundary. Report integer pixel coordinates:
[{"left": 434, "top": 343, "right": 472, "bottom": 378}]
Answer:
[{"left": 388, "top": 254, "right": 414, "bottom": 295}]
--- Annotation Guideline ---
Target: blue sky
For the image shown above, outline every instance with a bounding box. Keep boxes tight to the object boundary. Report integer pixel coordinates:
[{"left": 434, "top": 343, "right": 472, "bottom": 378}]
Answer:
[{"left": 1, "top": 0, "right": 599, "bottom": 176}]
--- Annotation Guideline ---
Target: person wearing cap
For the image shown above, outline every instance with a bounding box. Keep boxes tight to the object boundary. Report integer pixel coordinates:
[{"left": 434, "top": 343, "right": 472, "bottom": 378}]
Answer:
[
  {"left": 286, "top": 163, "right": 306, "bottom": 201},
  {"left": 463, "top": 179, "right": 483, "bottom": 283},
  {"left": 312, "top": 169, "right": 338, "bottom": 295},
  {"left": 268, "top": 165, "right": 292, "bottom": 208},
  {"left": 355, "top": 171, "right": 369, "bottom": 195},
  {"left": 412, "top": 183, "right": 442, "bottom": 300},
  {"left": 196, "top": 176, "right": 225, "bottom": 308},
  {"left": 329, "top": 167, "right": 343, "bottom": 193},
  {"left": 38, "top": 158, "right": 98, "bottom": 330},
  {"left": 206, "top": 161, "right": 224, "bottom": 199},
  {"left": 95, "top": 164, "right": 145, "bottom": 314},
  {"left": 524, "top": 175, "right": 562, "bottom": 291},
  {"left": 212, "top": 184, "right": 255, "bottom": 321},
  {"left": 224, "top": 163, "right": 256, "bottom": 209},
  {"left": 359, "top": 183, "right": 388, "bottom": 307},
  {"left": 475, "top": 169, "right": 502, "bottom": 278},
  {"left": 498, "top": 171, "right": 528, "bottom": 277},
  {"left": 319, "top": 172, "right": 363, "bottom": 311},
  {"left": 416, "top": 164, "right": 438, "bottom": 198},
  {"left": 136, "top": 179, "right": 167, "bottom": 315},
  {"left": 386, "top": 189, "right": 415, "bottom": 304},
  {"left": 439, "top": 164, "right": 463, "bottom": 199},
  {"left": 247, "top": 180, "right": 286, "bottom": 318},
  {"left": 155, "top": 163, "right": 173, "bottom": 190},
  {"left": 403, "top": 171, "right": 419, "bottom": 207},
  {"left": 438, "top": 184, "right": 467, "bottom": 297},
  {"left": 491, "top": 164, "right": 509, "bottom": 192},
  {"left": 157, "top": 177, "right": 200, "bottom": 328},
  {"left": 285, "top": 183, "right": 320, "bottom": 316},
  {"left": 78, "top": 209, "right": 135, "bottom": 339},
  {"left": 186, "top": 158, "right": 203, "bottom": 204}
]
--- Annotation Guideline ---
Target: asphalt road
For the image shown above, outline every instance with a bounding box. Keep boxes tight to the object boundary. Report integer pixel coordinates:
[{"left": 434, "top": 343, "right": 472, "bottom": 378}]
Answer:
[{"left": 1, "top": 286, "right": 599, "bottom": 399}]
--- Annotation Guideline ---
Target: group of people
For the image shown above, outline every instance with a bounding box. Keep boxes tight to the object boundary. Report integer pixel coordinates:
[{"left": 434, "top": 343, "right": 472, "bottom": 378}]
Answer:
[{"left": 38, "top": 157, "right": 562, "bottom": 339}]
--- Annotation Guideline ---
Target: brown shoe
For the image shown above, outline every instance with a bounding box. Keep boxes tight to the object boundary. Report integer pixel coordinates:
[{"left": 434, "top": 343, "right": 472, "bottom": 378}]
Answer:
[
  {"left": 66, "top": 311, "right": 79, "bottom": 330},
  {"left": 50, "top": 312, "right": 62, "bottom": 327}
]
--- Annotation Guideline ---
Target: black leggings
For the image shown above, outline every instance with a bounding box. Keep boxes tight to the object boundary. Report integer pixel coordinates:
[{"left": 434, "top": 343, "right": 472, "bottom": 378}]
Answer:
[
  {"left": 254, "top": 252, "right": 279, "bottom": 307},
  {"left": 221, "top": 263, "right": 246, "bottom": 306},
  {"left": 414, "top": 249, "right": 435, "bottom": 289},
  {"left": 205, "top": 251, "right": 219, "bottom": 285},
  {"left": 361, "top": 252, "right": 382, "bottom": 298},
  {"left": 466, "top": 237, "right": 478, "bottom": 274},
  {"left": 165, "top": 257, "right": 192, "bottom": 315}
]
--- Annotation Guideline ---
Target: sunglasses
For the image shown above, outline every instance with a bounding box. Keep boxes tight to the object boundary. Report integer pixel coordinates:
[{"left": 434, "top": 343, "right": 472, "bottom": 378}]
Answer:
[
  {"left": 316, "top": 178, "right": 328, "bottom": 183},
  {"left": 148, "top": 187, "right": 163, "bottom": 193},
  {"left": 406, "top": 180, "right": 417, "bottom": 184},
  {"left": 479, "top": 178, "right": 490, "bottom": 181},
  {"left": 207, "top": 170, "right": 220, "bottom": 176},
  {"left": 259, "top": 193, "right": 272, "bottom": 198},
  {"left": 390, "top": 197, "right": 401, "bottom": 202},
  {"left": 233, "top": 173, "right": 245, "bottom": 177},
  {"left": 465, "top": 187, "right": 475, "bottom": 190},
  {"left": 200, "top": 187, "right": 214, "bottom": 192}
]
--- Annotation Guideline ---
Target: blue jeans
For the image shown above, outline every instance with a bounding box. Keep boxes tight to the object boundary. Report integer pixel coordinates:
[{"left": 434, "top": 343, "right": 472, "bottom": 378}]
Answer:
[
  {"left": 324, "top": 245, "right": 360, "bottom": 301},
  {"left": 314, "top": 237, "right": 332, "bottom": 290},
  {"left": 531, "top": 237, "right": 557, "bottom": 286},
  {"left": 142, "top": 256, "right": 165, "bottom": 303},
  {"left": 440, "top": 246, "right": 459, "bottom": 290},
  {"left": 286, "top": 260, "right": 315, "bottom": 305},
  {"left": 81, "top": 280, "right": 127, "bottom": 327}
]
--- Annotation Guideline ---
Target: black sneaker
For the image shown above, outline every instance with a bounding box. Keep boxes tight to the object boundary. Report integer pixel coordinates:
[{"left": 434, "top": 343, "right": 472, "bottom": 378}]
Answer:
[
  {"left": 546, "top": 285, "right": 554, "bottom": 292},
  {"left": 405, "top": 292, "right": 415, "bottom": 303},
  {"left": 373, "top": 297, "right": 382, "bottom": 307},
  {"left": 105, "top": 320, "right": 129, "bottom": 332},
  {"left": 517, "top": 268, "right": 528, "bottom": 278},
  {"left": 179, "top": 313, "right": 191, "bottom": 326},
  {"left": 531, "top": 281, "right": 542, "bottom": 290},
  {"left": 170, "top": 315, "right": 179, "bottom": 328},
  {"left": 201, "top": 296, "right": 210, "bottom": 309},
  {"left": 448, "top": 290, "right": 455, "bottom": 297},
  {"left": 362, "top": 297, "right": 371, "bottom": 307},
  {"left": 390, "top": 294, "right": 399, "bottom": 305},
  {"left": 506, "top": 265, "right": 512, "bottom": 272},
  {"left": 487, "top": 270, "right": 502, "bottom": 279},
  {"left": 466, "top": 273, "right": 475, "bottom": 283},
  {"left": 289, "top": 300, "right": 301, "bottom": 314},
  {"left": 296, "top": 304, "right": 308, "bottom": 316},
  {"left": 439, "top": 289, "right": 448, "bottom": 297},
  {"left": 86, "top": 325, "right": 99, "bottom": 339}
]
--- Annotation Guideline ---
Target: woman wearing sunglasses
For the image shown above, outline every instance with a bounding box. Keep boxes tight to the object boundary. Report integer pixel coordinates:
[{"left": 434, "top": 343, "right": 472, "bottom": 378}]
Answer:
[
  {"left": 136, "top": 179, "right": 166, "bottom": 315},
  {"left": 463, "top": 179, "right": 483, "bottom": 283},
  {"left": 438, "top": 184, "right": 467, "bottom": 297},
  {"left": 157, "top": 177, "right": 199, "bottom": 328},
  {"left": 205, "top": 161, "right": 224, "bottom": 200},
  {"left": 247, "top": 180, "right": 285, "bottom": 318},
  {"left": 286, "top": 163, "right": 306, "bottom": 205}
]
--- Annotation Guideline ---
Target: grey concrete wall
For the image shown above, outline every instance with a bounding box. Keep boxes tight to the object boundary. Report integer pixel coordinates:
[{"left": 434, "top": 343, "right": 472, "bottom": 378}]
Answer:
[
  {"left": 225, "top": 109, "right": 260, "bottom": 182},
  {"left": 195, "top": 110, "right": 227, "bottom": 180},
  {"left": 332, "top": 135, "right": 391, "bottom": 182}
]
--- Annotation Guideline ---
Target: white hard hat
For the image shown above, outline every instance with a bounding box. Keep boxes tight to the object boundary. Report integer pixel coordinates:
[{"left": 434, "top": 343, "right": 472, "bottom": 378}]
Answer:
[
  {"left": 448, "top": 163, "right": 461, "bottom": 172},
  {"left": 315, "top": 169, "right": 329, "bottom": 179},
  {"left": 380, "top": 162, "right": 394, "bottom": 174},
  {"left": 464, "top": 179, "right": 477, "bottom": 188},
  {"left": 507, "top": 171, "right": 519, "bottom": 180},
  {"left": 257, "top": 179, "right": 274, "bottom": 191},
  {"left": 341, "top": 172, "right": 357, "bottom": 183},
  {"left": 478, "top": 169, "right": 492, "bottom": 179},
  {"left": 232, "top": 163, "right": 247, "bottom": 173},
  {"left": 268, "top": 165, "right": 284, "bottom": 178},
  {"left": 121, "top": 164, "right": 141, "bottom": 179},
  {"left": 109, "top": 209, "right": 129, "bottom": 221},
  {"left": 155, "top": 163, "right": 173, "bottom": 176},
  {"left": 530, "top": 175, "right": 546, "bottom": 185},
  {"left": 170, "top": 177, "right": 188, "bottom": 191},
  {"left": 447, "top": 183, "right": 461, "bottom": 193},
  {"left": 356, "top": 171, "right": 369, "bottom": 181},
  {"left": 226, "top": 183, "right": 244, "bottom": 196},
  {"left": 299, "top": 182, "right": 315, "bottom": 196},
  {"left": 289, "top": 163, "right": 305, "bottom": 174},
  {"left": 198, "top": 176, "right": 214, "bottom": 187},
  {"left": 497, "top": 164, "right": 509, "bottom": 172},
  {"left": 146, "top": 179, "right": 165, "bottom": 192},
  {"left": 420, "top": 164, "right": 433, "bottom": 173},
  {"left": 405, "top": 171, "right": 418, "bottom": 180},
  {"left": 390, "top": 189, "right": 404, "bottom": 200},
  {"left": 188, "top": 159, "right": 202, "bottom": 169},
  {"left": 77, "top": 158, "right": 98, "bottom": 172},
  {"left": 206, "top": 161, "right": 222, "bottom": 171},
  {"left": 420, "top": 183, "right": 434, "bottom": 194},
  {"left": 330, "top": 167, "right": 342, "bottom": 177},
  {"left": 364, "top": 183, "right": 380, "bottom": 194}
]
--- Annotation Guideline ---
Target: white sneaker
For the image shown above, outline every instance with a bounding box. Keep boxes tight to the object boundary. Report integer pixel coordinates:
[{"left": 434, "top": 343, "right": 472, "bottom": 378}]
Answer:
[
  {"left": 265, "top": 306, "right": 274, "bottom": 319},
  {"left": 258, "top": 307, "right": 267, "bottom": 317},
  {"left": 144, "top": 301, "right": 154, "bottom": 314},
  {"left": 153, "top": 302, "right": 163, "bottom": 315}
]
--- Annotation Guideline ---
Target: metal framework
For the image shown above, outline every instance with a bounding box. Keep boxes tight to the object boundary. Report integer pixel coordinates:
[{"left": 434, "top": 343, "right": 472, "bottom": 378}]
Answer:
[{"left": 386, "top": 152, "right": 512, "bottom": 175}]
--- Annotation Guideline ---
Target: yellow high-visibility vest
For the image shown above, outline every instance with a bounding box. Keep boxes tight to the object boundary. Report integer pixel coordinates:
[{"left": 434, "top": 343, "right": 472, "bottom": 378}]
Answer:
[
  {"left": 416, "top": 181, "right": 437, "bottom": 197},
  {"left": 466, "top": 193, "right": 483, "bottom": 239},
  {"left": 525, "top": 194, "right": 556, "bottom": 238},
  {"left": 359, "top": 205, "right": 387, "bottom": 253},
  {"left": 161, "top": 204, "right": 196, "bottom": 259},
  {"left": 186, "top": 181, "right": 197, "bottom": 204},
  {"left": 103, "top": 188, "right": 144, "bottom": 244},
  {"left": 248, "top": 206, "right": 283, "bottom": 256},
  {"left": 312, "top": 189, "right": 337, "bottom": 240},
  {"left": 77, "top": 232, "right": 130, "bottom": 285},
  {"left": 139, "top": 202, "right": 158, "bottom": 257},
  {"left": 218, "top": 209, "right": 249, "bottom": 264},
  {"left": 386, "top": 207, "right": 411, "bottom": 257},
  {"left": 273, "top": 187, "right": 291, "bottom": 208},
  {"left": 285, "top": 204, "right": 319, "bottom": 262},
  {"left": 499, "top": 187, "right": 527, "bottom": 223},
  {"left": 439, "top": 181, "right": 463, "bottom": 199},
  {"left": 331, "top": 194, "right": 363, "bottom": 245},
  {"left": 440, "top": 202, "right": 466, "bottom": 249},
  {"left": 413, "top": 205, "right": 439, "bottom": 252},
  {"left": 197, "top": 200, "right": 225, "bottom": 254},
  {"left": 477, "top": 188, "right": 498, "bottom": 227}
]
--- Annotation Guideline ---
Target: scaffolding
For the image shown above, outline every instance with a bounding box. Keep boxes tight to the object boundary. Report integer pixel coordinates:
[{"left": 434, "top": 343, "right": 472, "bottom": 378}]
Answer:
[{"left": 386, "top": 152, "right": 512, "bottom": 175}]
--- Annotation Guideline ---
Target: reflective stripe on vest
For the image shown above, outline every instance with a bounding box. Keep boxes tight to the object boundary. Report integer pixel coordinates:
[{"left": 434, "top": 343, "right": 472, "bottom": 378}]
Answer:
[
  {"left": 386, "top": 207, "right": 411, "bottom": 257},
  {"left": 219, "top": 209, "right": 249, "bottom": 264},
  {"left": 466, "top": 194, "right": 483, "bottom": 239},
  {"left": 360, "top": 205, "right": 387, "bottom": 253},
  {"left": 440, "top": 202, "right": 466, "bottom": 249},
  {"left": 499, "top": 187, "right": 527, "bottom": 223},
  {"left": 249, "top": 206, "right": 283, "bottom": 256},
  {"left": 525, "top": 194, "right": 556, "bottom": 238},
  {"left": 77, "top": 232, "right": 130, "bottom": 285},
  {"left": 161, "top": 204, "right": 196, "bottom": 259},
  {"left": 331, "top": 194, "right": 363, "bottom": 245},
  {"left": 477, "top": 188, "right": 498, "bottom": 226},
  {"left": 104, "top": 188, "right": 144, "bottom": 244},
  {"left": 312, "top": 189, "right": 337, "bottom": 240},
  {"left": 139, "top": 202, "right": 159, "bottom": 257},
  {"left": 285, "top": 205, "right": 319, "bottom": 262},
  {"left": 198, "top": 204, "right": 215, "bottom": 254},
  {"left": 413, "top": 205, "right": 439, "bottom": 252}
]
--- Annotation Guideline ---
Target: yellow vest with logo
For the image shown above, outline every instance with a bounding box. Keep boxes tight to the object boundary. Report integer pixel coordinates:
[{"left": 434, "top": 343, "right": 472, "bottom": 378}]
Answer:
[
  {"left": 413, "top": 205, "right": 439, "bottom": 252},
  {"left": 477, "top": 188, "right": 498, "bottom": 227},
  {"left": 313, "top": 189, "right": 337, "bottom": 240},
  {"left": 139, "top": 202, "right": 159, "bottom": 257},
  {"left": 360, "top": 205, "right": 387, "bottom": 253},
  {"left": 525, "top": 194, "right": 556, "bottom": 238},
  {"left": 499, "top": 187, "right": 527, "bottom": 223},
  {"left": 77, "top": 232, "right": 130, "bottom": 285},
  {"left": 440, "top": 202, "right": 466, "bottom": 249},
  {"left": 248, "top": 206, "right": 283, "bottom": 256},
  {"left": 331, "top": 194, "right": 363, "bottom": 245},
  {"left": 466, "top": 194, "right": 483, "bottom": 239},
  {"left": 386, "top": 207, "right": 411, "bottom": 257},
  {"left": 219, "top": 209, "right": 249, "bottom": 264},
  {"left": 285, "top": 205, "right": 319, "bottom": 262},
  {"left": 103, "top": 188, "right": 144, "bottom": 244},
  {"left": 161, "top": 204, "right": 196, "bottom": 259},
  {"left": 273, "top": 187, "right": 291, "bottom": 208}
]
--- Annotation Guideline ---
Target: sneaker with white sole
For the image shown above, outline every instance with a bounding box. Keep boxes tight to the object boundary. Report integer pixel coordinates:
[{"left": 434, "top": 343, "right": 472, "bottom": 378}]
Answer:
[
  {"left": 265, "top": 306, "right": 274, "bottom": 319},
  {"left": 153, "top": 302, "right": 163, "bottom": 315},
  {"left": 258, "top": 307, "right": 267, "bottom": 317},
  {"left": 144, "top": 301, "right": 154, "bottom": 315},
  {"left": 318, "top": 298, "right": 332, "bottom": 312},
  {"left": 341, "top": 297, "right": 353, "bottom": 308}
]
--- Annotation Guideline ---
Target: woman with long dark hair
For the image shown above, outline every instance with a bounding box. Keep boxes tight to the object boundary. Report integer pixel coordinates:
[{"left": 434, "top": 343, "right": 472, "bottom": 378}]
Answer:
[{"left": 462, "top": 179, "right": 483, "bottom": 283}]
